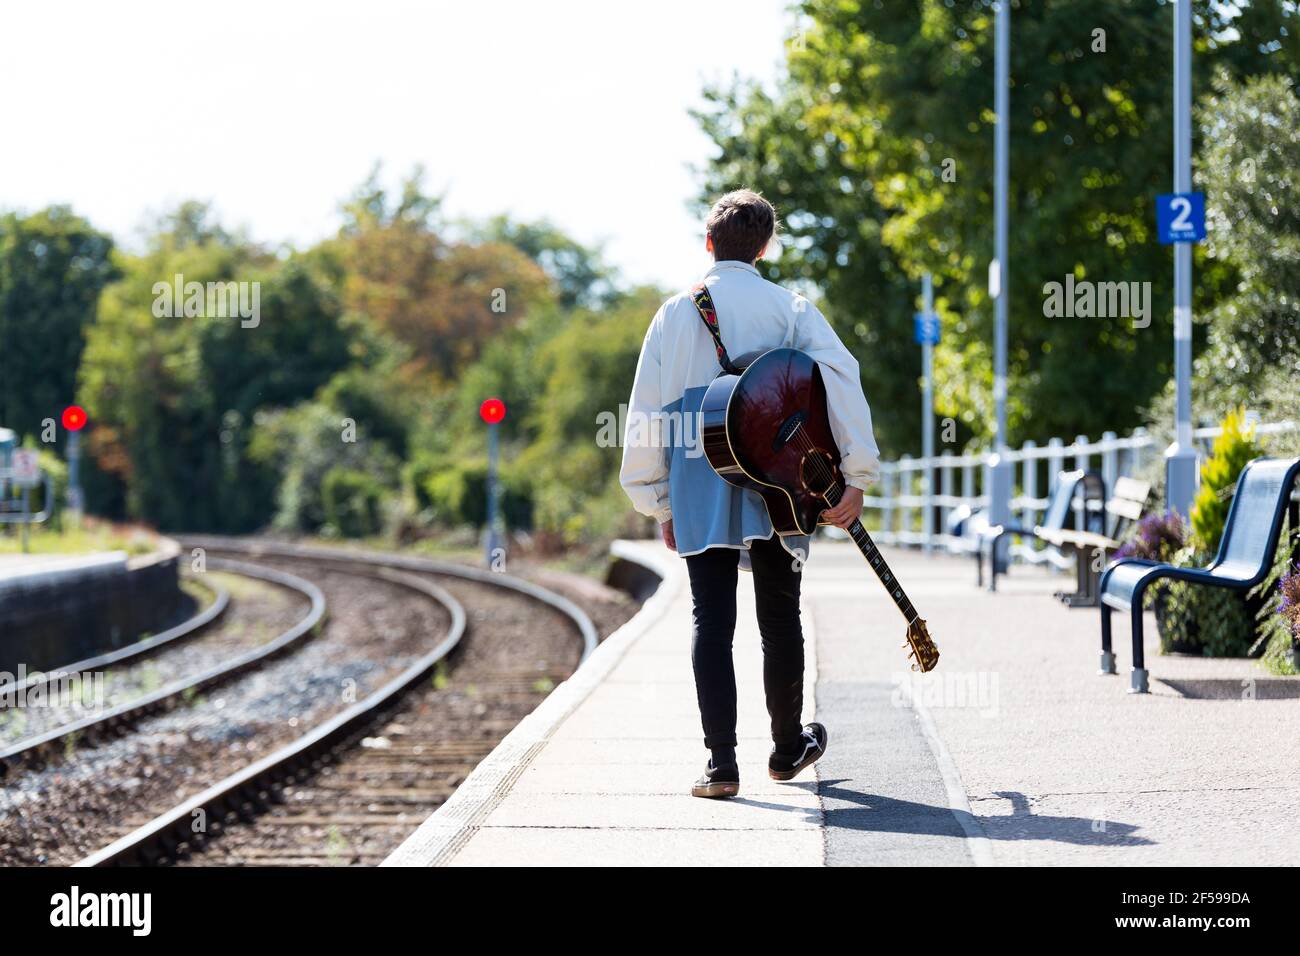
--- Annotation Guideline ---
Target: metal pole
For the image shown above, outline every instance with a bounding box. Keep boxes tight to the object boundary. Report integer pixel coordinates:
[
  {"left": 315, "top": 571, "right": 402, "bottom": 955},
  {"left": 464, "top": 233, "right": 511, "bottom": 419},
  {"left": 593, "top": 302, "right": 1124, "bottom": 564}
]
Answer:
[
  {"left": 921, "top": 273, "right": 935, "bottom": 555},
  {"left": 1165, "top": 0, "right": 1198, "bottom": 516},
  {"left": 67, "top": 430, "right": 83, "bottom": 528},
  {"left": 988, "top": 0, "right": 1013, "bottom": 570},
  {"left": 485, "top": 421, "right": 501, "bottom": 568}
]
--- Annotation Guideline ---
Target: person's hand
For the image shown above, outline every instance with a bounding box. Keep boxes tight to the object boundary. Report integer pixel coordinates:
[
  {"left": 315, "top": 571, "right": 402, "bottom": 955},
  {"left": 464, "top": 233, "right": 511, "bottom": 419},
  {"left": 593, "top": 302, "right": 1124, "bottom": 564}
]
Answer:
[
  {"left": 821, "top": 486, "right": 864, "bottom": 529},
  {"left": 660, "top": 518, "right": 677, "bottom": 552}
]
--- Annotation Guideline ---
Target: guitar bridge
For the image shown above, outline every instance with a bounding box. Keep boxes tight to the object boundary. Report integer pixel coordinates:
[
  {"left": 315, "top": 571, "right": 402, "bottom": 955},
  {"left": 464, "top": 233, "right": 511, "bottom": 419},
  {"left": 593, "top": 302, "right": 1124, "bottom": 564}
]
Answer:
[{"left": 772, "top": 411, "right": 808, "bottom": 452}]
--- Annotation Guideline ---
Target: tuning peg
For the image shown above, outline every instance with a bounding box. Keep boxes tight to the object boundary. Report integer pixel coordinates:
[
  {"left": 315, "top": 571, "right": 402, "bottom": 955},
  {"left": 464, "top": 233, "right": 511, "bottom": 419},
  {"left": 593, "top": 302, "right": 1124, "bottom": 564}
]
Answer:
[{"left": 910, "top": 663, "right": 919, "bottom": 672}]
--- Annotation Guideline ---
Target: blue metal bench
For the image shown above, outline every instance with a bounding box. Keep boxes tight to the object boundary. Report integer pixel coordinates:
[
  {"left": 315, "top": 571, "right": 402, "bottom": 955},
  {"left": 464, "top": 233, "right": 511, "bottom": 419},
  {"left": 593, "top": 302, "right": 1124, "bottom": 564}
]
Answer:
[
  {"left": 1098, "top": 456, "right": 1300, "bottom": 693},
  {"left": 983, "top": 470, "right": 1105, "bottom": 593}
]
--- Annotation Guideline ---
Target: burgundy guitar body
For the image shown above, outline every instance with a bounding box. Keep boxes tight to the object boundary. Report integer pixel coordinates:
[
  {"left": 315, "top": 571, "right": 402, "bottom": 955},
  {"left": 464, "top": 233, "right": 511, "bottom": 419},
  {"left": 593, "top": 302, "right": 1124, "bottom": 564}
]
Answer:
[
  {"left": 700, "top": 347, "right": 940, "bottom": 672},
  {"left": 700, "top": 348, "right": 840, "bottom": 536}
]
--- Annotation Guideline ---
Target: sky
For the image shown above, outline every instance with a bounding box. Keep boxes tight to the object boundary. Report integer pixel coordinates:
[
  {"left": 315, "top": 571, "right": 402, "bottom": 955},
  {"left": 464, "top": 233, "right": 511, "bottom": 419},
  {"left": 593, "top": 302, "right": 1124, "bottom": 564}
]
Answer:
[{"left": 0, "top": 0, "right": 793, "bottom": 290}]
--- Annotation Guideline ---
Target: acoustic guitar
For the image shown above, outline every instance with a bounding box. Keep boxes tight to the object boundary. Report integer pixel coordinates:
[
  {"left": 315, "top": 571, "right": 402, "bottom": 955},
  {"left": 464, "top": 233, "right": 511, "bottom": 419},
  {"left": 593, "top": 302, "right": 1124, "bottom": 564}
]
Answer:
[{"left": 700, "top": 346, "right": 940, "bottom": 673}]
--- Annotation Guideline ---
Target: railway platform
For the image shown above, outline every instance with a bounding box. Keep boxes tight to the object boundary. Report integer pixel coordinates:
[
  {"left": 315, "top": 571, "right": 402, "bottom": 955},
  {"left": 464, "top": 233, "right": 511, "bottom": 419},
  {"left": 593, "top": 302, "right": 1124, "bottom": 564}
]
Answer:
[{"left": 385, "top": 539, "right": 1300, "bottom": 867}]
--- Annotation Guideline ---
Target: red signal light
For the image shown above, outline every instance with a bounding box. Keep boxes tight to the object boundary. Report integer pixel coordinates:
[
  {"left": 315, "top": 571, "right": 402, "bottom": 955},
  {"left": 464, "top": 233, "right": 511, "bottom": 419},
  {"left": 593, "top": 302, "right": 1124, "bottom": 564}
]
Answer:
[{"left": 62, "top": 405, "right": 88, "bottom": 431}]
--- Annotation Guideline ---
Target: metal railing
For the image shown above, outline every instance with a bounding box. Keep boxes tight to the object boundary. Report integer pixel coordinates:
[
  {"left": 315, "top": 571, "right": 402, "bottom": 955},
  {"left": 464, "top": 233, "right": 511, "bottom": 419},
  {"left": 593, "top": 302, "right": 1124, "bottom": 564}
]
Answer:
[{"left": 863, "top": 420, "right": 1298, "bottom": 564}]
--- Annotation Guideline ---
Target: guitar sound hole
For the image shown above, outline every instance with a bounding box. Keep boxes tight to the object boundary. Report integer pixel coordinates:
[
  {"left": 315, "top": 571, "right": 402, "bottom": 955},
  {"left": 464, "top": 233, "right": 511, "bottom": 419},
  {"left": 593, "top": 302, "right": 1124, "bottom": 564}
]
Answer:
[{"left": 800, "top": 451, "right": 837, "bottom": 498}]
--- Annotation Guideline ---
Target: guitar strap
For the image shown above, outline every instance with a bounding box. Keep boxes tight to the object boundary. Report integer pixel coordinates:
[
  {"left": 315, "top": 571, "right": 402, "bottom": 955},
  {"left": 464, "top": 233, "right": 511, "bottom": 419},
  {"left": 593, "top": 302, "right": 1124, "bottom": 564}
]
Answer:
[{"left": 689, "top": 282, "right": 743, "bottom": 375}]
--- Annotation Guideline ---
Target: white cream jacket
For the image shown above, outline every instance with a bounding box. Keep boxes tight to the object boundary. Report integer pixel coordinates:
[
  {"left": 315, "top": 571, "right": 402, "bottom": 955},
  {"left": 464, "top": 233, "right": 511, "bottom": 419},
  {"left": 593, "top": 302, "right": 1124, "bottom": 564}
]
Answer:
[{"left": 618, "top": 260, "right": 881, "bottom": 558}]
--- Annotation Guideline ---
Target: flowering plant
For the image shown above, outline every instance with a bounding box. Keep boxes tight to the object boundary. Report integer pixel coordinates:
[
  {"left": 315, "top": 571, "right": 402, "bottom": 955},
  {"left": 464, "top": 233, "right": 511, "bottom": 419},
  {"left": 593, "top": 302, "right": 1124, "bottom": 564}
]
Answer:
[
  {"left": 1115, "top": 510, "right": 1186, "bottom": 563},
  {"left": 1278, "top": 563, "right": 1300, "bottom": 640}
]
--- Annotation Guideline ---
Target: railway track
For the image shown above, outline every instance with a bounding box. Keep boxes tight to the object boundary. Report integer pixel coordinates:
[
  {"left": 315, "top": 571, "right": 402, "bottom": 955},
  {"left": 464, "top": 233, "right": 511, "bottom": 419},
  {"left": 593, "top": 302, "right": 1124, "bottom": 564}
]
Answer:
[
  {"left": 68, "top": 539, "right": 603, "bottom": 867},
  {"left": 0, "top": 558, "right": 325, "bottom": 775}
]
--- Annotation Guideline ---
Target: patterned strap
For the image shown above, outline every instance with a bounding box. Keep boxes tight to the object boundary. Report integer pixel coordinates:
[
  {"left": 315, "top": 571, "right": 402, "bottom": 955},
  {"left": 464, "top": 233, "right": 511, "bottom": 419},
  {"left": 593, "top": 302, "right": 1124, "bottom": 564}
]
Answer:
[{"left": 689, "top": 282, "right": 743, "bottom": 375}]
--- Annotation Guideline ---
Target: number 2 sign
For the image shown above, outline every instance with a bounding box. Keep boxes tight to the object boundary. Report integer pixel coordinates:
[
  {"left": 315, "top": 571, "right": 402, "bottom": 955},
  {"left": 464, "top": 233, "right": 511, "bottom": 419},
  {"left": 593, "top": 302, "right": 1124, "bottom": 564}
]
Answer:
[{"left": 1156, "top": 192, "right": 1206, "bottom": 244}]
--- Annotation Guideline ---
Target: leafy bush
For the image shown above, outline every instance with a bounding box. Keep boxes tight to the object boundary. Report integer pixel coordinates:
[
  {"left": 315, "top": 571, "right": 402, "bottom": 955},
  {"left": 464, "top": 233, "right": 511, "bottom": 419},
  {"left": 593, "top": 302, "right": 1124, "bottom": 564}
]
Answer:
[
  {"left": 28, "top": 443, "right": 69, "bottom": 529},
  {"left": 321, "top": 467, "right": 388, "bottom": 538},
  {"left": 422, "top": 458, "right": 532, "bottom": 530},
  {"left": 1157, "top": 409, "right": 1263, "bottom": 657},
  {"left": 249, "top": 399, "right": 400, "bottom": 534},
  {"left": 1158, "top": 545, "right": 1258, "bottom": 657},
  {"left": 1190, "top": 408, "right": 1262, "bottom": 553}
]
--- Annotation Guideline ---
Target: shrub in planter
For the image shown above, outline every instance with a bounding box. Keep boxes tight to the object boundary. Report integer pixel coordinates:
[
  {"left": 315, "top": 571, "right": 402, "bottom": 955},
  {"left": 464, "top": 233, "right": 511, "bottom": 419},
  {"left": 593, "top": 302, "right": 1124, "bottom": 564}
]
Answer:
[
  {"left": 1155, "top": 408, "right": 1263, "bottom": 656},
  {"left": 1190, "top": 407, "right": 1262, "bottom": 553},
  {"left": 1157, "top": 545, "right": 1258, "bottom": 656}
]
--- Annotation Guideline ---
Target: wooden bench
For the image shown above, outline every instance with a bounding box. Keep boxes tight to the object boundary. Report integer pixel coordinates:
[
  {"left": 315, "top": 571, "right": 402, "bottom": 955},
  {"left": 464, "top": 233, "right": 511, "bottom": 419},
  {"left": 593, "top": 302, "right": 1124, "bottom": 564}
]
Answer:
[
  {"left": 982, "top": 470, "right": 1105, "bottom": 592},
  {"left": 1099, "top": 457, "right": 1300, "bottom": 693},
  {"left": 1038, "top": 476, "right": 1151, "bottom": 607}
]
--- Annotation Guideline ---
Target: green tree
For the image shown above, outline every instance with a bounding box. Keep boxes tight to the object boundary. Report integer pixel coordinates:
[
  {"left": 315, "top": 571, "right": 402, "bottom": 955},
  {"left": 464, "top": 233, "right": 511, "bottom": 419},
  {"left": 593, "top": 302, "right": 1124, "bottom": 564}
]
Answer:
[
  {"left": 0, "top": 207, "right": 116, "bottom": 439},
  {"left": 80, "top": 204, "right": 354, "bottom": 531},
  {"left": 698, "top": 0, "right": 1297, "bottom": 455},
  {"left": 1195, "top": 72, "right": 1300, "bottom": 380},
  {"left": 476, "top": 216, "right": 615, "bottom": 309},
  {"left": 516, "top": 287, "right": 663, "bottom": 543},
  {"left": 324, "top": 168, "right": 553, "bottom": 388}
]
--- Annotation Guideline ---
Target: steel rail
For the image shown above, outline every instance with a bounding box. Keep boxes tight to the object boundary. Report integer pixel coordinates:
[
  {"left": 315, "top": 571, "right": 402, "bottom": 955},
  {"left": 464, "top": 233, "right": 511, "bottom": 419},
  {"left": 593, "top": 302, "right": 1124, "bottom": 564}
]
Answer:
[
  {"left": 0, "top": 558, "right": 325, "bottom": 775},
  {"left": 182, "top": 536, "right": 600, "bottom": 660},
  {"left": 77, "top": 567, "right": 466, "bottom": 867}
]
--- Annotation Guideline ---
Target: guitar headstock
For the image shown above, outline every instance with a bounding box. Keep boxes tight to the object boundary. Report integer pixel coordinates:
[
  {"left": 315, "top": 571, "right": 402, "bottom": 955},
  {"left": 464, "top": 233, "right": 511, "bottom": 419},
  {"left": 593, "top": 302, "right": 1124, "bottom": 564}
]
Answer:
[{"left": 905, "top": 618, "right": 940, "bottom": 673}]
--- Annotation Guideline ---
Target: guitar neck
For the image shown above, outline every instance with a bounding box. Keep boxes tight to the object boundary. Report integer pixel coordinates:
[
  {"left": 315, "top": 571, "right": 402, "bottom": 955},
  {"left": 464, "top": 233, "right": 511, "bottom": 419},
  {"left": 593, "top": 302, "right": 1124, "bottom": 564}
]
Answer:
[
  {"left": 823, "top": 483, "right": 919, "bottom": 625},
  {"left": 846, "top": 519, "right": 918, "bottom": 625}
]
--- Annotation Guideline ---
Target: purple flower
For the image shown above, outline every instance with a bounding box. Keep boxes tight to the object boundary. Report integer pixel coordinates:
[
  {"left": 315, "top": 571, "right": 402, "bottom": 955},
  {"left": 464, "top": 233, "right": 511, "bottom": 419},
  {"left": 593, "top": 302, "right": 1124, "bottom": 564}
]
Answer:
[
  {"left": 1116, "top": 510, "right": 1186, "bottom": 562},
  {"left": 1279, "top": 563, "right": 1300, "bottom": 637}
]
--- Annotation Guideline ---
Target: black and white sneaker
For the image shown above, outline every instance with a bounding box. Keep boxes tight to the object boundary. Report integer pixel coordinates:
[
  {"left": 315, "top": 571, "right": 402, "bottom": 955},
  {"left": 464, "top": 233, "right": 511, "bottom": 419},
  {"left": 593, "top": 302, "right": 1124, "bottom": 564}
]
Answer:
[
  {"left": 691, "top": 759, "right": 740, "bottom": 799},
  {"left": 768, "top": 723, "right": 827, "bottom": 781}
]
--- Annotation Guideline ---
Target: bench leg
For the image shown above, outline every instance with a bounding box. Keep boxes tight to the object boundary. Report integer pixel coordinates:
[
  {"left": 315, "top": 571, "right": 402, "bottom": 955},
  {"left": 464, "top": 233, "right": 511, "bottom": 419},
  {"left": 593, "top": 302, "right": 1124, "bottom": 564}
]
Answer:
[
  {"left": 1056, "top": 547, "right": 1099, "bottom": 608},
  {"left": 1128, "top": 600, "right": 1149, "bottom": 694},
  {"left": 1099, "top": 603, "right": 1116, "bottom": 675},
  {"left": 975, "top": 549, "right": 984, "bottom": 588}
]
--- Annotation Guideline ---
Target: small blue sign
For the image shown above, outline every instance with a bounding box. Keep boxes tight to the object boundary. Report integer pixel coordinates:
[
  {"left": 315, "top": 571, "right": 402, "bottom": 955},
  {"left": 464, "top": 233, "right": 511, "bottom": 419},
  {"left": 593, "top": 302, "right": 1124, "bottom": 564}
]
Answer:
[
  {"left": 1156, "top": 192, "right": 1206, "bottom": 244},
  {"left": 913, "top": 312, "right": 940, "bottom": 345}
]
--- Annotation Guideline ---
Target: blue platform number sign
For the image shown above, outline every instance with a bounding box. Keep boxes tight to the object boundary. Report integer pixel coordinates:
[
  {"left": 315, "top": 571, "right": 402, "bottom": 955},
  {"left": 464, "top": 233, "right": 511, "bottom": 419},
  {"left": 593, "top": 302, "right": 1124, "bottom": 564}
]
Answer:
[
  {"left": 1156, "top": 192, "right": 1206, "bottom": 245},
  {"left": 913, "top": 312, "right": 940, "bottom": 346}
]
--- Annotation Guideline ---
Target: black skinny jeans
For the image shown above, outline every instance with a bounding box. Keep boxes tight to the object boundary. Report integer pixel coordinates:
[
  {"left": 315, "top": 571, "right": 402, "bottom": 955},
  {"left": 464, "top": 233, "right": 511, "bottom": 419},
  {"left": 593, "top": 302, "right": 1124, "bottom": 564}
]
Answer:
[{"left": 685, "top": 534, "right": 804, "bottom": 753}]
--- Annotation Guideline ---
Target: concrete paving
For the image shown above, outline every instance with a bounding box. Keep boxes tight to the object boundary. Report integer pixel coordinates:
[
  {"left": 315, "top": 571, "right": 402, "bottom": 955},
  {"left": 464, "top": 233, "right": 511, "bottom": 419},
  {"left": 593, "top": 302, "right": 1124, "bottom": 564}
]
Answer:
[{"left": 385, "top": 540, "right": 1300, "bottom": 866}]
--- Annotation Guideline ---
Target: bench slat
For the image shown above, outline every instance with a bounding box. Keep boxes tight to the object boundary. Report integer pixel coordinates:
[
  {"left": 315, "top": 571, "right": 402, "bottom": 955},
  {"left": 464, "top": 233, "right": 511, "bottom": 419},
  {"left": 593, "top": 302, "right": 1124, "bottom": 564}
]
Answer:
[
  {"left": 1113, "top": 476, "right": 1150, "bottom": 502},
  {"left": 1106, "top": 498, "right": 1144, "bottom": 521}
]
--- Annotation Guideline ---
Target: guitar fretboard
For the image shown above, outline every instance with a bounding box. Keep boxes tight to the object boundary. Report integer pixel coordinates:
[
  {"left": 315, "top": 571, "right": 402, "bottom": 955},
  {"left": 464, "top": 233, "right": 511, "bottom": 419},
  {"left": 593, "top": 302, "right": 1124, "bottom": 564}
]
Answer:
[{"left": 823, "top": 483, "right": 918, "bottom": 625}]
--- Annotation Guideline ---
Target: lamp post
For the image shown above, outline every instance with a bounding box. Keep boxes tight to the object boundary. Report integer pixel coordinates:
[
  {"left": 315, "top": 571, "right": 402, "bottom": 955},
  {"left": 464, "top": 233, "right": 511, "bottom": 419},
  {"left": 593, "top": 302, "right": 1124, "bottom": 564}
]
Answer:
[
  {"left": 479, "top": 398, "right": 507, "bottom": 569},
  {"left": 917, "top": 273, "right": 938, "bottom": 554},
  {"left": 988, "top": 0, "right": 1013, "bottom": 571},
  {"left": 1164, "top": 0, "right": 1199, "bottom": 515}
]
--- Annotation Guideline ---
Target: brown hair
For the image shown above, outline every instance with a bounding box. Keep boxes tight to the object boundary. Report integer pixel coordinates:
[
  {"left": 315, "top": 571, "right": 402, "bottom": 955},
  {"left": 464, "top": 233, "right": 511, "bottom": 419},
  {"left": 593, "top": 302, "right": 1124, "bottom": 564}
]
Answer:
[{"left": 706, "top": 189, "right": 777, "bottom": 263}]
